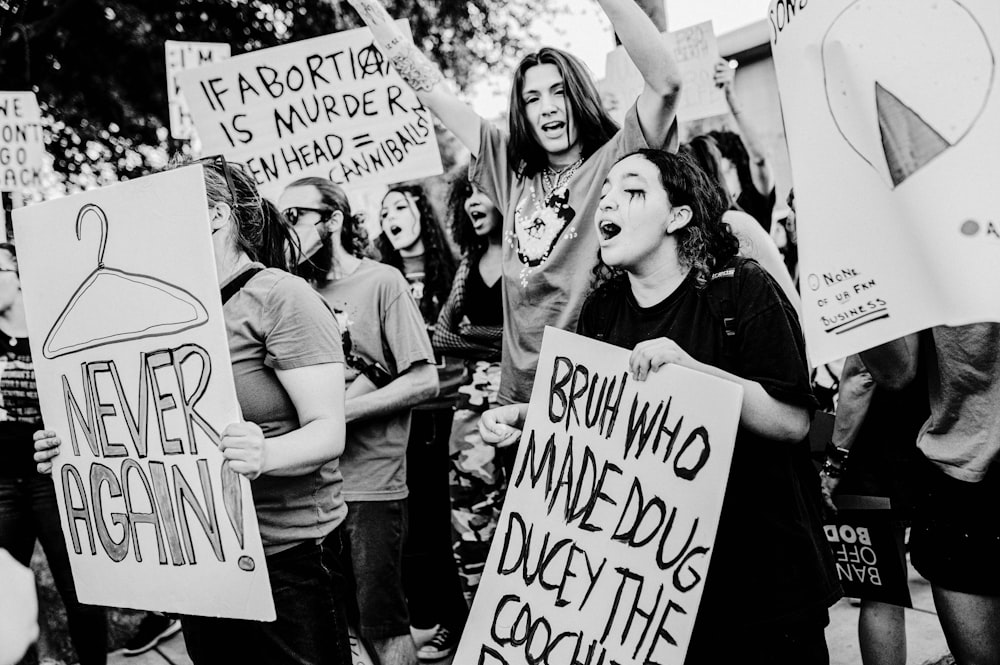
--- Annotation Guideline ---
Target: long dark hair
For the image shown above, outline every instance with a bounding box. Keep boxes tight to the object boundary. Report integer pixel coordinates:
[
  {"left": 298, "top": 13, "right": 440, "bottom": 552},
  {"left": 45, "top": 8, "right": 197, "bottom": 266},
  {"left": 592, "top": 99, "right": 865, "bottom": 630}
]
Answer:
[
  {"left": 376, "top": 184, "right": 456, "bottom": 323},
  {"left": 285, "top": 176, "right": 372, "bottom": 287},
  {"left": 594, "top": 149, "right": 740, "bottom": 290},
  {"left": 681, "top": 135, "right": 741, "bottom": 212},
  {"left": 708, "top": 129, "right": 754, "bottom": 195},
  {"left": 446, "top": 169, "right": 497, "bottom": 260},
  {"left": 508, "top": 47, "right": 619, "bottom": 179}
]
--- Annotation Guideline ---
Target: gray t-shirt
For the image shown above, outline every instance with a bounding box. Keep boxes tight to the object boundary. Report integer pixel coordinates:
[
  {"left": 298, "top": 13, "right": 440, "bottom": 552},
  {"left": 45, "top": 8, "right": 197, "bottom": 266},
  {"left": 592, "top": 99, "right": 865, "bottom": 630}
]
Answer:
[
  {"left": 470, "top": 103, "right": 666, "bottom": 404},
  {"left": 224, "top": 265, "right": 346, "bottom": 554},
  {"left": 919, "top": 323, "right": 1000, "bottom": 481},
  {"left": 316, "top": 259, "right": 435, "bottom": 501}
]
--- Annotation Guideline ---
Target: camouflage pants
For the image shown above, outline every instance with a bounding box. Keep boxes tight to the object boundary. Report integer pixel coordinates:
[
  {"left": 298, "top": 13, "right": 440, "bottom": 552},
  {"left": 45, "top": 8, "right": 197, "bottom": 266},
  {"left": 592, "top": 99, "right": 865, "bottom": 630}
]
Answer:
[{"left": 448, "top": 360, "right": 508, "bottom": 603}]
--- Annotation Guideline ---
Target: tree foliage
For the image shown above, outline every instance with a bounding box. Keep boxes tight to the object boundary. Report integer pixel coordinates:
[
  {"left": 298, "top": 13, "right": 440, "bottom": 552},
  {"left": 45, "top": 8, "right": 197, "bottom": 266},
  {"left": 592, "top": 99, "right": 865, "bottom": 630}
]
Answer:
[{"left": 0, "top": 0, "right": 549, "bottom": 188}]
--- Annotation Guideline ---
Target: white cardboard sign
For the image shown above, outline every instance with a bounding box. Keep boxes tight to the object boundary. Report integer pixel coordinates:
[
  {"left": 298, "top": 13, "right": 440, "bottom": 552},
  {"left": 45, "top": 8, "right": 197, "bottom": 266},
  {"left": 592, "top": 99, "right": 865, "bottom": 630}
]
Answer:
[
  {"left": 453, "top": 327, "right": 741, "bottom": 665},
  {"left": 769, "top": 0, "right": 1000, "bottom": 365},
  {"left": 12, "top": 166, "right": 275, "bottom": 620},
  {"left": 165, "top": 40, "right": 232, "bottom": 141},
  {"left": 600, "top": 21, "right": 729, "bottom": 125},
  {"left": 175, "top": 23, "right": 442, "bottom": 200},
  {"left": 0, "top": 91, "right": 44, "bottom": 192}
]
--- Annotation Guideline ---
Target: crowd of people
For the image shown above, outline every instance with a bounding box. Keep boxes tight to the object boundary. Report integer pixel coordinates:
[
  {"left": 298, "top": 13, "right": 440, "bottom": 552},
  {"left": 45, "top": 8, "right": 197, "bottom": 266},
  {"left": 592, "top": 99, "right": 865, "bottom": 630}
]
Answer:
[{"left": 3, "top": 0, "right": 997, "bottom": 665}]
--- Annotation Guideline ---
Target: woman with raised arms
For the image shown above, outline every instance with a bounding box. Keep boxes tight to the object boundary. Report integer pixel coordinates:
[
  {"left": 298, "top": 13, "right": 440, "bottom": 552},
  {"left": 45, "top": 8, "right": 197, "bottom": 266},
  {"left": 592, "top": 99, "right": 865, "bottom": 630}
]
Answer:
[{"left": 345, "top": 0, "right": 683, "bottom": 406}]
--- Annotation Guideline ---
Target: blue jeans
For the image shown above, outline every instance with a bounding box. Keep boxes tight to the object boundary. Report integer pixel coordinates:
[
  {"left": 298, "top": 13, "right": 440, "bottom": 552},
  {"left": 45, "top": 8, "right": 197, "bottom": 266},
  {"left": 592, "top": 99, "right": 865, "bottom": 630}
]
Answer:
[
  {"left": 181, "top": 528, "right": 353, "bottom": 665},
  {"left": 0, "top": 474, "right": 108, "bottom": 665}
]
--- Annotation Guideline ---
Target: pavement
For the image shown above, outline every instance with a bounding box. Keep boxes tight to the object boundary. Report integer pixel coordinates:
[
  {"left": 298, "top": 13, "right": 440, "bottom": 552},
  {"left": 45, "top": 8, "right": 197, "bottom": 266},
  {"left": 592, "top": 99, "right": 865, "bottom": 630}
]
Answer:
[{"left": 102, "top": 566, "right": 950, "bottom": 665}]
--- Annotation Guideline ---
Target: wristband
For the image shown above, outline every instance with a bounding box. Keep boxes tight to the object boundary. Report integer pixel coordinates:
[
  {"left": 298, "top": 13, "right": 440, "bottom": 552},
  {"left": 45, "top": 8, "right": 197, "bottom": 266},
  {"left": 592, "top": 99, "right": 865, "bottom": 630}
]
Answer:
[{"left": 825, "top": 441, "right": 850, "bottom": 466}]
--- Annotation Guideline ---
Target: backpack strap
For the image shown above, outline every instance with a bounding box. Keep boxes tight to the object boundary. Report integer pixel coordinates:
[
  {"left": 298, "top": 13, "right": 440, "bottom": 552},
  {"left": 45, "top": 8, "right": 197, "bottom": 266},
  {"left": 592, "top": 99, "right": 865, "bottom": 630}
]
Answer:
[
  {"left": 705, "top": 258, "right": 744, "bottom": 368},
  {"left": 221, "top": 266, "right": 263, "bottom": 305}
]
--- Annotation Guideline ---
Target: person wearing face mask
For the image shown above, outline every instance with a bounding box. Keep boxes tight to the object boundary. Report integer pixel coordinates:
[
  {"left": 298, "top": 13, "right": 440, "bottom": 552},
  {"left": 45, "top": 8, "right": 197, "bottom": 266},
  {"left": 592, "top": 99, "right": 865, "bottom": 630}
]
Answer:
[
  {"left": 481, "top": 150, "right": 840, "bottom": 664},
  {"left": 0, "top": 243, "right": 109, "bottom": 665},
  {"left": 431, "top": 171, "right": 506, "bottom": 619},
  {"left": 342, "top": 0, "right": 682, "bottom": 414},
  {"left": 374, "top": 183, "right": 466, "bottom": 660},
  {"left": 279, "top": 177, "right": 439, "bottom": 665}
]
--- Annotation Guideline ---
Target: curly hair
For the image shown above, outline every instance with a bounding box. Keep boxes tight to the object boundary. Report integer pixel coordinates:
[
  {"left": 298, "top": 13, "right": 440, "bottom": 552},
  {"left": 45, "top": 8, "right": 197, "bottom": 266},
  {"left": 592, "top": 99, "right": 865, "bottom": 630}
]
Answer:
[
  {"left": 284, "top": 176, "right": 373, "bottom": 287},
  {"left": 445, "top": 168, "right": 501, "bottom": 260},
  {"left": 376, "top": 184, "right": 456, "bottom": 323},
  {"left": 593, "top": 149, "right": 739, "bottom": 291},
  {"left": 508, "top": 47, "right": 620, "bottom": 179}
]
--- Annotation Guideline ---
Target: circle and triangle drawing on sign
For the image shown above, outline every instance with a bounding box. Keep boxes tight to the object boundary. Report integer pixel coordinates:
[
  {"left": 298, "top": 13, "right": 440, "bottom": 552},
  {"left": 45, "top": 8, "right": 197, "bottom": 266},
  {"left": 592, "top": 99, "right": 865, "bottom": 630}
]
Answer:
[
  {"left": 822, "top": 0, "right": 995, "bottom": 189},
  {"left": 42, "top": 204, "right": 210, "bottom": 359}
]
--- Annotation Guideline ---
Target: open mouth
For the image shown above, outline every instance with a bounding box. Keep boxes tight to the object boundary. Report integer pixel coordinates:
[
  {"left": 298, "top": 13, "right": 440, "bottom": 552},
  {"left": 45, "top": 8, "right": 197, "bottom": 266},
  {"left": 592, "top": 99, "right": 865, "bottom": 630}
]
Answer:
[
  {"left": 468, "top": 209, "right": 486, "bottom": 222},
  {"left": 598, "top": 220, "right": 621, "bottom": 241},
  {"left": 541, "top": 120, "right": 565, "bottom": 134},
  {"left": 389, "top": 224, "right": 402, "bottom": 235}
]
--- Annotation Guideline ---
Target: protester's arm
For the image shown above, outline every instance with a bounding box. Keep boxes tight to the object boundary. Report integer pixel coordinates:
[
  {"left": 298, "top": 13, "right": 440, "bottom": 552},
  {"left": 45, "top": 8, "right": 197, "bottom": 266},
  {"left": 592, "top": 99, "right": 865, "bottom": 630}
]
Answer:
[
  {"left": 343, "top": 0, "right": 482, "bottom": 154},
  {"left": 629, "top": 337, "right": 810, "bottom": 442},
  {"left": 219, "top": 362, "right": 346, "bottom": 479},
  {"left": 599, "top": 0, "right": 682, "bottom": 147},
  {"left": 714, "top": 59, "right": 774, "bottom": 195},
  {"left": 433, "top": 262, "right": 499, "bottom": 359},
  {"left": 345, "top": 361, "right": 438, "bottom": 424},
  {"left": 859, "top": 334, "right": 920, "bottom": 390},
  {"left": 820, "top": 354, "right": 876, "bottom": 510},
  {"left": 726, "top": 210, "right": 800, "bottom": 314}
]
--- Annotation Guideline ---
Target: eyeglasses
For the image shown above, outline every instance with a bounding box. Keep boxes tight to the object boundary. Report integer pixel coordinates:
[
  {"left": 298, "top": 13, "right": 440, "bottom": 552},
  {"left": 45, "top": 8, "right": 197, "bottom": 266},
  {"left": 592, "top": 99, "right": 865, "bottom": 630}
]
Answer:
[
  {"left": 199, "top": 154, "right": 244, "bottom": 203},
  {"left": 282, "top": 207, "right": 331, "bottom": 226}
]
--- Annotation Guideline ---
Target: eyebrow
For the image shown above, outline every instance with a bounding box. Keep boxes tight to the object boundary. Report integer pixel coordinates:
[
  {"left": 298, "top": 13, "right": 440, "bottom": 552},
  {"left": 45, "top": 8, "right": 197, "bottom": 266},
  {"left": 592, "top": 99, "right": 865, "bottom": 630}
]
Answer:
[{"left": 522, "top": 81, "right": 563, "bottom": 97}]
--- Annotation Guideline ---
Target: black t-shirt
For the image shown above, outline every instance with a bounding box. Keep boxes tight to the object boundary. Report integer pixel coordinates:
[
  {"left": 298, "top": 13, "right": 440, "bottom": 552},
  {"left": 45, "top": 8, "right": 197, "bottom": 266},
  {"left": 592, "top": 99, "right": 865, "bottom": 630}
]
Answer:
[
  {"left": 737, "top": 185, "right": 776, "bottom": 233},
  {"left": 0, "top": 335, "right": 42, "bottom": 478},
  {"left": 463, "top": 262, "right": 502, "bottom": 327},
  {"left": 577, "top": 260, "right": 839, "bottom": 631}
]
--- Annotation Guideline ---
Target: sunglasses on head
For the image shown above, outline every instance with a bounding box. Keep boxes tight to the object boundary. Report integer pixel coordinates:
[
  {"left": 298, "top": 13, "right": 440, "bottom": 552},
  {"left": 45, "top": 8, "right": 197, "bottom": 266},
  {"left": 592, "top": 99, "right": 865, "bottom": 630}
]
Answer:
[{"left": 282, "top": 207, "right": 331, "bottom": 226}]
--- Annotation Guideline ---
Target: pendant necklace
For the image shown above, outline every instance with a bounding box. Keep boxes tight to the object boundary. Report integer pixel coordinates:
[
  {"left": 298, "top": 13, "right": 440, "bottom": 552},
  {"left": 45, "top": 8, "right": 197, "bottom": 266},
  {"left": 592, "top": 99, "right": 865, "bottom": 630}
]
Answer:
[{"left": 541, "top": 157, "right": 584, "bottom": 198}]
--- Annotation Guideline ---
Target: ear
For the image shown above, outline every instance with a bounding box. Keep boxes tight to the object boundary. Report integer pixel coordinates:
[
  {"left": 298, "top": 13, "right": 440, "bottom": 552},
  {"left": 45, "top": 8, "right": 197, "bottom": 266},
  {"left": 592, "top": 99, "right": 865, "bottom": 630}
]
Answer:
[
  {"left": 666, "top": 206, "right": 693, "bottom": 234},
  {"left": 327, "top": 209, "right": 345, "bottom": 235},
  {"left": 209, "top": 202, "right": 232, "bottom": 233}
]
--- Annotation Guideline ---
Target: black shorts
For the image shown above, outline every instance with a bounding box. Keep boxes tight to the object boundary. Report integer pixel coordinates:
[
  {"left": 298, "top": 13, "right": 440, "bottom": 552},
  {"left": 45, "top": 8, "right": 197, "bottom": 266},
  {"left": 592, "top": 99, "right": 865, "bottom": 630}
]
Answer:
[{"left": 909, "top": 457, "right": 1000, "bottom": 595}]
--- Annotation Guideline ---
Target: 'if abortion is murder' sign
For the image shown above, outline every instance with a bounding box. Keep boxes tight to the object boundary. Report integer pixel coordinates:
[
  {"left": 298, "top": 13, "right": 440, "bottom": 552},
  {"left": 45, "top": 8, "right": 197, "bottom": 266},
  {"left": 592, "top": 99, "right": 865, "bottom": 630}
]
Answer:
[
  {"left": 12, "top": 166, "right": 274, "bottom": 620},
  {"left": 454, "top": 328, "right": 742, "bottom": 665},
  {"left": 176, "top": 22, "right": 442, "bottom": 200}
]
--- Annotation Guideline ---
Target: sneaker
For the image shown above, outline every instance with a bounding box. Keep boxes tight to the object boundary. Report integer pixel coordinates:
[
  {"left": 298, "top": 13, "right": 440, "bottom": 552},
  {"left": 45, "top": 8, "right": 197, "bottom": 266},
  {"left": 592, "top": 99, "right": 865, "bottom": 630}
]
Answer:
[
  {"left": 417, "top": 626, "right": 456, "bottom": 661},
  {"left": 122, "top": 614, "right": 181, "bottom": 656}
]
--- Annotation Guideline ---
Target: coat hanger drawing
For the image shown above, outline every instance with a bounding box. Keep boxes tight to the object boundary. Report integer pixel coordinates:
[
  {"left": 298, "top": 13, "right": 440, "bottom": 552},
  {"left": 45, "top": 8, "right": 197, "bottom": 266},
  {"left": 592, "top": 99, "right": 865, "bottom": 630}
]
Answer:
[{"left": 43, "top": 203, "right": 210, "bottom": 359}]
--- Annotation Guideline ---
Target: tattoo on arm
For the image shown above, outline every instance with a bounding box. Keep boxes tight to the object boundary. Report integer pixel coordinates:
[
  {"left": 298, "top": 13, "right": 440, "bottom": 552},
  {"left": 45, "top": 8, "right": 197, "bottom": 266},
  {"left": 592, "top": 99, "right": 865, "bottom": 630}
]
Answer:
[{"left": 389, "top": 43, "right": 443, "bottom": 92}]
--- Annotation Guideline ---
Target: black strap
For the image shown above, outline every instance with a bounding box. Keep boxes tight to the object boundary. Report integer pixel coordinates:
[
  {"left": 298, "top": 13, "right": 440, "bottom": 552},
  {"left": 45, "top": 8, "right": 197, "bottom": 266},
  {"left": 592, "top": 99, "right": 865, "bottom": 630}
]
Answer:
[{"left": 221, "top": 267, "right": 263, "bottom": 305}]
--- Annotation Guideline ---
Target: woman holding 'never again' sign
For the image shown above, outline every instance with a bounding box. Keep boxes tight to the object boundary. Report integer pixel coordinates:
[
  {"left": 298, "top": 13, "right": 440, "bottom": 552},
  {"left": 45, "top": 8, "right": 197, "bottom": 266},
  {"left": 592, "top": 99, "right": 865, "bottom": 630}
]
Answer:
[
  {"left": 343, "top": 0, "right": 682, "bottom": 409},
  {"left": 35, "top": 160, "right": 355, "bottom": 665}
]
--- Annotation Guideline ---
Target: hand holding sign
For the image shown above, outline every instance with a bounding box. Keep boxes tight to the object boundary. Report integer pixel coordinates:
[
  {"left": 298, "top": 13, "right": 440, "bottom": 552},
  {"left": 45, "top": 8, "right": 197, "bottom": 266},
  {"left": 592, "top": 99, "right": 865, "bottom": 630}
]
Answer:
[{"left": 220, "top": 422, "right": 268, "bottom": 480}]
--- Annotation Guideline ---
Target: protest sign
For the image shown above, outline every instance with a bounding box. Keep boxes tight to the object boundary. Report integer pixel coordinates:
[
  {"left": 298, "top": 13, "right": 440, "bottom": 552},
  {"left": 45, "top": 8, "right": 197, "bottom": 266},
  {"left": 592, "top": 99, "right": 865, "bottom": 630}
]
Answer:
[
  {"left": 600, "top": 21, "right": 728, "bottom": 125},
  {"left": 176, "top": 22, "right": 442, "bottom": 200},
  {"left": 770, "top": 0, "right": 1000, "bottom": 365},
  {"left": 0, "top": 92, "right": 44, "bottom": 192},
  {"left": 825, "top": 496, "right": 911, "bottom": 607},
  {"left": 165, "top": 40, "right": 231, "bottom": 141},
  {"left": 453, "top": 327, "right": 742, "bottom": 665},
  {"left": 12, "top": 166, "right": 275, "bottom": 620}
]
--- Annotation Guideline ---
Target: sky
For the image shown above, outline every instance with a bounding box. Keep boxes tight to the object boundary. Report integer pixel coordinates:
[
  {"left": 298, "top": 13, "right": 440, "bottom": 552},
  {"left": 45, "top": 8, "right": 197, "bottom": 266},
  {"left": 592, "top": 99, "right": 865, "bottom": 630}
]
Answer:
[{"left": 470, "top": 0, "right": 773, "bottom": 116}]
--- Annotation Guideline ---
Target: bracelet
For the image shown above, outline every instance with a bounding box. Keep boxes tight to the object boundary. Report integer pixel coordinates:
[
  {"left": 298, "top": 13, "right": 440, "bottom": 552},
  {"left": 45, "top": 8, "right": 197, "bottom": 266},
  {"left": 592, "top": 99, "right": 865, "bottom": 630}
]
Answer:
[
  {"left": 825, "top": 441, "right": 850, "bottom": 466},
  {"left": 820, "top": 460, "right": 844, "bottom": 479}
]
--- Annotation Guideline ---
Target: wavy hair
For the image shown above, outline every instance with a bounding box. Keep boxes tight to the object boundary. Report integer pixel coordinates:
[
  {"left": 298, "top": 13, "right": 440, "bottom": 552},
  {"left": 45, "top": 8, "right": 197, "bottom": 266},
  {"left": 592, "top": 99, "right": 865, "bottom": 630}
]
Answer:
[
  {"left": 376, "top": 184, "right": 456, "bottom": 323},
  {"left": 508, "top": 47, "right": 619, "bottom": 179},
  {"left": 284, "top": 176, "right": 373, "bottom": 287},
  {"left": 681, "top": 135, "right": 741, "bottom": 212},
  {"left": 594, "top": 149, "right": 739, "bottom": 291},
  {"left": 446, "top": 169, "right": 501, "bottom": 260}
]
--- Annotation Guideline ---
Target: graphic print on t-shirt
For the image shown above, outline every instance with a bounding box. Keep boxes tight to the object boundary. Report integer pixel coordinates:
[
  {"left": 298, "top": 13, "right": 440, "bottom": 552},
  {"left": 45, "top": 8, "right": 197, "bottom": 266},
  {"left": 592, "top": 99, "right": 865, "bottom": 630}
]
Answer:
[
  {"left": 0, "top": 351, "right": 41, "bottom": 424},
  {"left": 331, "top": 306, "right": 361, "bottom": 381},
  {"left": 511, "top": 185, "right": 577, "bottom": 269}
]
